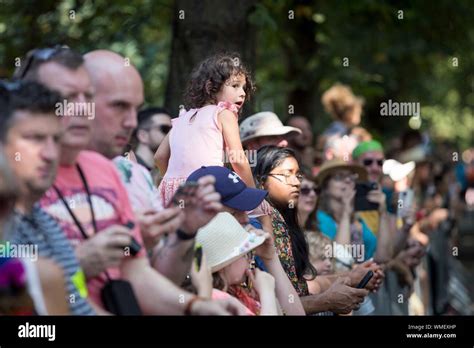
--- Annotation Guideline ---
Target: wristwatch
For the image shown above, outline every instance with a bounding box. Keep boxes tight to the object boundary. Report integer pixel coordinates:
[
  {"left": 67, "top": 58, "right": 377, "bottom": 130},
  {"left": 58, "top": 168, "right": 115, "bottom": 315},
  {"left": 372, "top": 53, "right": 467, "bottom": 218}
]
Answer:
[{"left": 176, "top": 228, "right": 197, "bottom": 241}]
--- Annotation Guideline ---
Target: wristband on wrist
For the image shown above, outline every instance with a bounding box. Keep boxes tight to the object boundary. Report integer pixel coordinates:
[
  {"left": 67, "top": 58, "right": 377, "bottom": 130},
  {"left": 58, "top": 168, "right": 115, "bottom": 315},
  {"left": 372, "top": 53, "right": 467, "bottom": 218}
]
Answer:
[
  {"left": 176, "top": 228, "right": 197, "bottom": 241},
  {"left": 184, "top": 295, "right": 203, "bottom": 315}
]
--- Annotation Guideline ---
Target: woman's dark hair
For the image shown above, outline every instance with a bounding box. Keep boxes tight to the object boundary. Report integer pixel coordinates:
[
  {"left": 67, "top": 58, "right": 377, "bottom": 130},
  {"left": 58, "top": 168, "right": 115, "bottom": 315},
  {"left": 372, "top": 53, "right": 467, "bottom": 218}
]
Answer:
[
  {"left": 299, "top": 166, "right": 319, "bottom": 232},
  {"left": 183, "top": 53, "right": 255, "bottom": 109},
  {"left": 253, "top": 145, "right": 316, "bottom": 280}
]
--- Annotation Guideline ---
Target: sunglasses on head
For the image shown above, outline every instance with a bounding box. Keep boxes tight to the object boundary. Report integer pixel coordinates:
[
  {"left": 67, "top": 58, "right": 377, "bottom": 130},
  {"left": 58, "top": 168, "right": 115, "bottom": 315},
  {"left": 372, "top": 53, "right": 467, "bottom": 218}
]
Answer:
[
  {"left": 0, "top": 79, "right": 23, "bottom": 92},
  {"left": 300, "top": 186, "right": 317, "bottom": 196},
  {"left": 362, "top": 158, "right": 384, "bottom": 167},
  {"left": 16, "top": 45, "right": 70, "bottom": 79}
]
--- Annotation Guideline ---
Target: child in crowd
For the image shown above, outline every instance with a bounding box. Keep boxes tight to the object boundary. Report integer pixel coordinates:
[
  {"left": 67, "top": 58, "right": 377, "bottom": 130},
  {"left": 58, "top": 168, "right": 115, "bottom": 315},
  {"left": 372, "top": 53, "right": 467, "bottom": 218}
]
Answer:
[
  {"left": 305, "top": 231, "right": 334, "bottom": 277},
  {"left": 155, "top": 53, "right": 257, "bottom": 206},
  {"left": 193, "top": 212, "right": 280, "bottom": 315}
]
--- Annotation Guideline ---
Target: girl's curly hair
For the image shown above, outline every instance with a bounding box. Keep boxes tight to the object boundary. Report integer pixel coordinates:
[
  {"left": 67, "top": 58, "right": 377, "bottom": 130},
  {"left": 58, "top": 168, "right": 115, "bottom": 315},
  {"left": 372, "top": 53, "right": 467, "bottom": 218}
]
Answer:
[{"left": 183, "top": 53, "right": 255, "bottom": 109}]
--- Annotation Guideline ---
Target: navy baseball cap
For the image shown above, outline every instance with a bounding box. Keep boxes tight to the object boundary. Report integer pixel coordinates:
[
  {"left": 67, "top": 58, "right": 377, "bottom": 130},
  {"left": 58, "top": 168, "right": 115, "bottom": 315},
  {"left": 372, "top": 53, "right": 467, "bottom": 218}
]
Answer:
[{"left": 187, "top": 166, "right": 268, "bottom": 211}]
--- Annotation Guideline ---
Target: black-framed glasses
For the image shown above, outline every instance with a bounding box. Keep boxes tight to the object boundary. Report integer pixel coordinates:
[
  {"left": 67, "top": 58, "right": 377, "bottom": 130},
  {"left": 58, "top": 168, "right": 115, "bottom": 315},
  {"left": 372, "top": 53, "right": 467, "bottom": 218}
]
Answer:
[
  {"left": 15, "top": 45, "right": 70, "bottom": 79},
  {"left": 363, "top": 158, "right": 384, "bottom": 167},
  {"left": 268, "top": 172, "right": 303, "bottom": 184},
  {"left": 300, "top": 186, "right": 317, "bottom": 196}
]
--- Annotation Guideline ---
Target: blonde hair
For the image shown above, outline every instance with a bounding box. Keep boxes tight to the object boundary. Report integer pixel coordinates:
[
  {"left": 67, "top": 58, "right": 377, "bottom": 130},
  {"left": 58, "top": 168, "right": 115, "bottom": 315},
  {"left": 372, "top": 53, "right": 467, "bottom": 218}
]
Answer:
[
  {"left": 304, "top": 230, "right": 333, "bottom": 264},
  {"left": 321, "top": 83, "right": 364, "bottom": 123}
]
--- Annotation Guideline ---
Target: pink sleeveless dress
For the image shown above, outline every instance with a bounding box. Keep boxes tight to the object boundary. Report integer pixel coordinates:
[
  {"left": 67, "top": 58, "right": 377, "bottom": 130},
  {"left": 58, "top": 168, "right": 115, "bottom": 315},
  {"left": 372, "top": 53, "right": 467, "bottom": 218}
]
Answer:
[{"left": 158, "top": 101, "right": 239, "bottom": 207}]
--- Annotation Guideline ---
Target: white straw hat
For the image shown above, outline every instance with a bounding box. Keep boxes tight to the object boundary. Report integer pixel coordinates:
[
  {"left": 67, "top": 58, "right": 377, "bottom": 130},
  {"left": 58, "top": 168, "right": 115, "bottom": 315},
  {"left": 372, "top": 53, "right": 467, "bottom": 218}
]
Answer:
[
  {"left": 196, "top": 212, "right": 266, "bottom": 272},
  {"left": 240, "top": 111, "right": 302, "bottom": 144}
]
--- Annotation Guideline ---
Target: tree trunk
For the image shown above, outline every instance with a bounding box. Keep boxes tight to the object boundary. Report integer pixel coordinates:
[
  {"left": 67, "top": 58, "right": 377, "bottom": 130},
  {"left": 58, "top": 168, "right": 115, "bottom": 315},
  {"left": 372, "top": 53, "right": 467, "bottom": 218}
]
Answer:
[{"left": 165, "top": 0, "right": 257, "bottom": 116}]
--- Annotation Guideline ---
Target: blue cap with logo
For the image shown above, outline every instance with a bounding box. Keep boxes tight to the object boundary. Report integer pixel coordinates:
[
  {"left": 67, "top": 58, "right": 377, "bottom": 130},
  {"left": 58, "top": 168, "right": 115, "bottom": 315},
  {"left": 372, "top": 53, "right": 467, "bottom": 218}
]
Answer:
[{"left": 187, "top": 166, "right": 268, "bottom": 211}]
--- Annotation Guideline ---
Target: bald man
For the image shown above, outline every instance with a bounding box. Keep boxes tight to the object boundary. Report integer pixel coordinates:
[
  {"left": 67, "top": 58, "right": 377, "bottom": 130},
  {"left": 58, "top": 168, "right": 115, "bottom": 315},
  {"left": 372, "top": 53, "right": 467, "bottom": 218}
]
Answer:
[
  {"left": 82, "top": 50, "right": 225, "bottom": 287},
  {"left": 21, "top": 48, "right": 241, "bottom": 315},
  {"left": 83, "top": 51, "right": 142, "bottom": 159}
]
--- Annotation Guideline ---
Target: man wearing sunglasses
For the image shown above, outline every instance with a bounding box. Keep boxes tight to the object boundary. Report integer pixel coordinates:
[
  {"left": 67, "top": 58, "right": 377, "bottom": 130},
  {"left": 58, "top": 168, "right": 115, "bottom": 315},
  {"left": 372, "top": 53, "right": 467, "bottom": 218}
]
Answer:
[
  {"left": 134, "top": 107, "right": 172, "bottom": 172},
  {"left": 352, "top": 140, "right": 393, "bottom": 264},
  {"left": 352, "top": 140, "right": 385, "bottom": 183}
]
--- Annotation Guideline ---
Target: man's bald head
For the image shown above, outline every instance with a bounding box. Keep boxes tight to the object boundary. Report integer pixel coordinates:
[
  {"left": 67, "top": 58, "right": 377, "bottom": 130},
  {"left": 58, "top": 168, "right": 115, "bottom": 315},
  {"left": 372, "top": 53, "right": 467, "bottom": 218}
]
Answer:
[{"left": 83, "top": 50, "right": 144, "bottom": 159}]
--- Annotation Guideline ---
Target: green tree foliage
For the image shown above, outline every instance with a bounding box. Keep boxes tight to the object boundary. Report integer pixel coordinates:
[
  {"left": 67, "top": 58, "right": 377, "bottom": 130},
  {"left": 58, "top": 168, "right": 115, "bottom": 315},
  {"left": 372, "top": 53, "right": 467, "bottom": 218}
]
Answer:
[{"left": 0, "top": 0, "right": 472, "bottom": 148}]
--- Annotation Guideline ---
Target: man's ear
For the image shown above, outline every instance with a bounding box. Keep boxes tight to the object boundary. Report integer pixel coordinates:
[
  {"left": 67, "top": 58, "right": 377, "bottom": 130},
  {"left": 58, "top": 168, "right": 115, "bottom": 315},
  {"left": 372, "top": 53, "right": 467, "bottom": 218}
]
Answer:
[{"left": 136, "top": 128, "right": 149, "bottom": 144}]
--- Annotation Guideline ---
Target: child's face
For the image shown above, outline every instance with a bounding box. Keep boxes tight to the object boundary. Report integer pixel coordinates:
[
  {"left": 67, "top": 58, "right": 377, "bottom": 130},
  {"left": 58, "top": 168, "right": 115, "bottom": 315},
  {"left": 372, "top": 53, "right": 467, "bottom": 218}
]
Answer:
[
  {"left": 216, "top": 73, "right": 246, "bottom": 109},
  {"left": 222, "top": 254, "right": 250, "bottom": 285},
  {"left": 313, "top": 257, "right": 333, "bottom": 275}
]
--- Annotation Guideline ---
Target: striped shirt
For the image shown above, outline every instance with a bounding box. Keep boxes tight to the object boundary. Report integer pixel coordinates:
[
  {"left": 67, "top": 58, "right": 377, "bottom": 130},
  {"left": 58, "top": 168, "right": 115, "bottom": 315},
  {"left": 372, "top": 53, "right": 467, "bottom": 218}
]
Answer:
[{"left": 6, "top": 204, "right": 95, "bottom": 315}]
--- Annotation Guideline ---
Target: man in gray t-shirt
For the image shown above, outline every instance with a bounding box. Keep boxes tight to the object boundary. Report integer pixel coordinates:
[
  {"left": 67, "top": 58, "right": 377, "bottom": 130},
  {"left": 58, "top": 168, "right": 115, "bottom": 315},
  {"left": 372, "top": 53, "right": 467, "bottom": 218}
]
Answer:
[{"left": 1, "top": 80, "right": 95, "bottom": 315}]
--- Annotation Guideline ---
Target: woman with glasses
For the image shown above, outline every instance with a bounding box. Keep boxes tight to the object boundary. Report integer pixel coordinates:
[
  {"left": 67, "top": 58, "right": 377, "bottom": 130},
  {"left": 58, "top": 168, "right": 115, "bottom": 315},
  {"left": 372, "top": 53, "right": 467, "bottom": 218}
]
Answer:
[{"left": 253, "top": 146, "right": 317, "bottom": 297}]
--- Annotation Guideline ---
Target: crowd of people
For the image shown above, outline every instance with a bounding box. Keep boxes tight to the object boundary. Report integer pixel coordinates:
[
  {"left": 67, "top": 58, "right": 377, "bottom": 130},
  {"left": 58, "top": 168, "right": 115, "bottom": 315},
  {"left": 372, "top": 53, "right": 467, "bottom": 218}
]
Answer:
[{"left": 0, "top": 47, "right": 472, "bottom": 316}]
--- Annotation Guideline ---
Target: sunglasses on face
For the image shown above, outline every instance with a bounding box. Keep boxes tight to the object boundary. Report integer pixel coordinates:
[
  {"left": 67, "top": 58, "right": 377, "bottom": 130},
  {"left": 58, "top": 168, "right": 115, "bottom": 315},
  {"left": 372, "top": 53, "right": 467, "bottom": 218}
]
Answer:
[
  {"left": 363, "top": 158, "right": 384, "bottom": 167},
  {"left": 147, "top": 125, "right": 172, "bottom": 134},
  {"left": 300, "top": 186, "right": 317, "bottom": 196},
  {"left": 16, "top": 46, "right": 70, "bottom": 79}
]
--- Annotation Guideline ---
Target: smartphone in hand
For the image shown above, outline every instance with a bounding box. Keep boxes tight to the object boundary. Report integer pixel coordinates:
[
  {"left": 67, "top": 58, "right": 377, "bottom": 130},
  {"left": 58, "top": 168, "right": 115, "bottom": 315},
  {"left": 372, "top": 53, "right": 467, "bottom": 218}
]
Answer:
[
  {"left": 123, "top": 221, "right": 141, "bottom": 256},
  {"left": 167, "top": 181, "right": 199, "bottom": 208},
  {"left": 397, "top": 189, "right": 414, "bottom": 219},
  {"left": 355, "top": 182, "right": 379, "bottom": 211},
  {"left": 356, "top": 270, "right": 374, "bottom": 289},
  {"left": 194, "top": 244, "right": 203, "bottom": 272}
]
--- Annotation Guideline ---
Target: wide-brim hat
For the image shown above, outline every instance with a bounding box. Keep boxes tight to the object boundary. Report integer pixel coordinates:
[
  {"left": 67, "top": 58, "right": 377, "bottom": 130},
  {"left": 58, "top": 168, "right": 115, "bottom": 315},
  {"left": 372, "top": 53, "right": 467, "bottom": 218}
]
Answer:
[
  {"left": 240, "top": 111, "right": 302, "bottom": 143},
  {"left": 196, "top": 212, "right": 265, "bottom": 272},
  {"left": 315, "top": 158, "right": 368, "bottom": 185}
]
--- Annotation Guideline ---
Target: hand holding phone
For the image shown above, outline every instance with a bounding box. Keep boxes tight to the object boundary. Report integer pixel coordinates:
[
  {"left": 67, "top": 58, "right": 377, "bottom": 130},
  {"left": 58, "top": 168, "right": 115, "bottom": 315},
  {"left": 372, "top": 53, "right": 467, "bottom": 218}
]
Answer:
[
  {"left": 356, "top": 270, "right": 374, "bottom": 289},
  {"left": 123, "top": 221, "right": 141, "bottom": 256},
  {"left": 194, "top": 244, "right": 203, "bottom": 272},
  {"left": 355, "top": 182, "right": 379, "bottom": 211},
  {"left": 397, "top": 189, "right": 414, "bottom": 219},
  {"left": 167, "top": 181, "right": 199, "bottom": 208}
]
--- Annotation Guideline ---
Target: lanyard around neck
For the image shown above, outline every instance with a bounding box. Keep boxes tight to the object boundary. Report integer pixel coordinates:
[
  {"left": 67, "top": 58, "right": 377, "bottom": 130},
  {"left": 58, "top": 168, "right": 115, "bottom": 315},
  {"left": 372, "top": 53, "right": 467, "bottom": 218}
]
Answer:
[{"left": 53, "top": 163, "right": 97, "bottom": 239}]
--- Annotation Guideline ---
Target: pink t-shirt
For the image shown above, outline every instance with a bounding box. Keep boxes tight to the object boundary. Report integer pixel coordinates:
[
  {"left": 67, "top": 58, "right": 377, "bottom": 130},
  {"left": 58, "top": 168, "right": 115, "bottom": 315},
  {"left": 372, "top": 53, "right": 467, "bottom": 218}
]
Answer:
[
  {"left": 40, "top": 150, "right": 146, "bottom": 308},
  {"left": 163, "top": 102, "right": 238, "bottom": 180}
]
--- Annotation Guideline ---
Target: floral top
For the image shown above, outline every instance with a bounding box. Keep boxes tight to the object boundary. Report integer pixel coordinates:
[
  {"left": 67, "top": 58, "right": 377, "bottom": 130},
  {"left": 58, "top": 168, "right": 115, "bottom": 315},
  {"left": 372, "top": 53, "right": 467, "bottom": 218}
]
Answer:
[{"left": 270, "top": 206, "right": 309, "bottom": 297}]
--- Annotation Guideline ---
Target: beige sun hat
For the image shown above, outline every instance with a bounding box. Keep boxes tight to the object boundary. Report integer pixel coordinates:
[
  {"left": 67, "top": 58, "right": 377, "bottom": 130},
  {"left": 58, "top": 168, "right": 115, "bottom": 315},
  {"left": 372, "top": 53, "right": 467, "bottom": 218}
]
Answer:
[
  {"left": 315, "top": 158, "right": 368, "bottom": 185},
  {"left": 196, "top": 212, "right": 266, "bottom": 272},
  {"left": 240, "top": 111, "right": 302, "bottom": 144}
]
